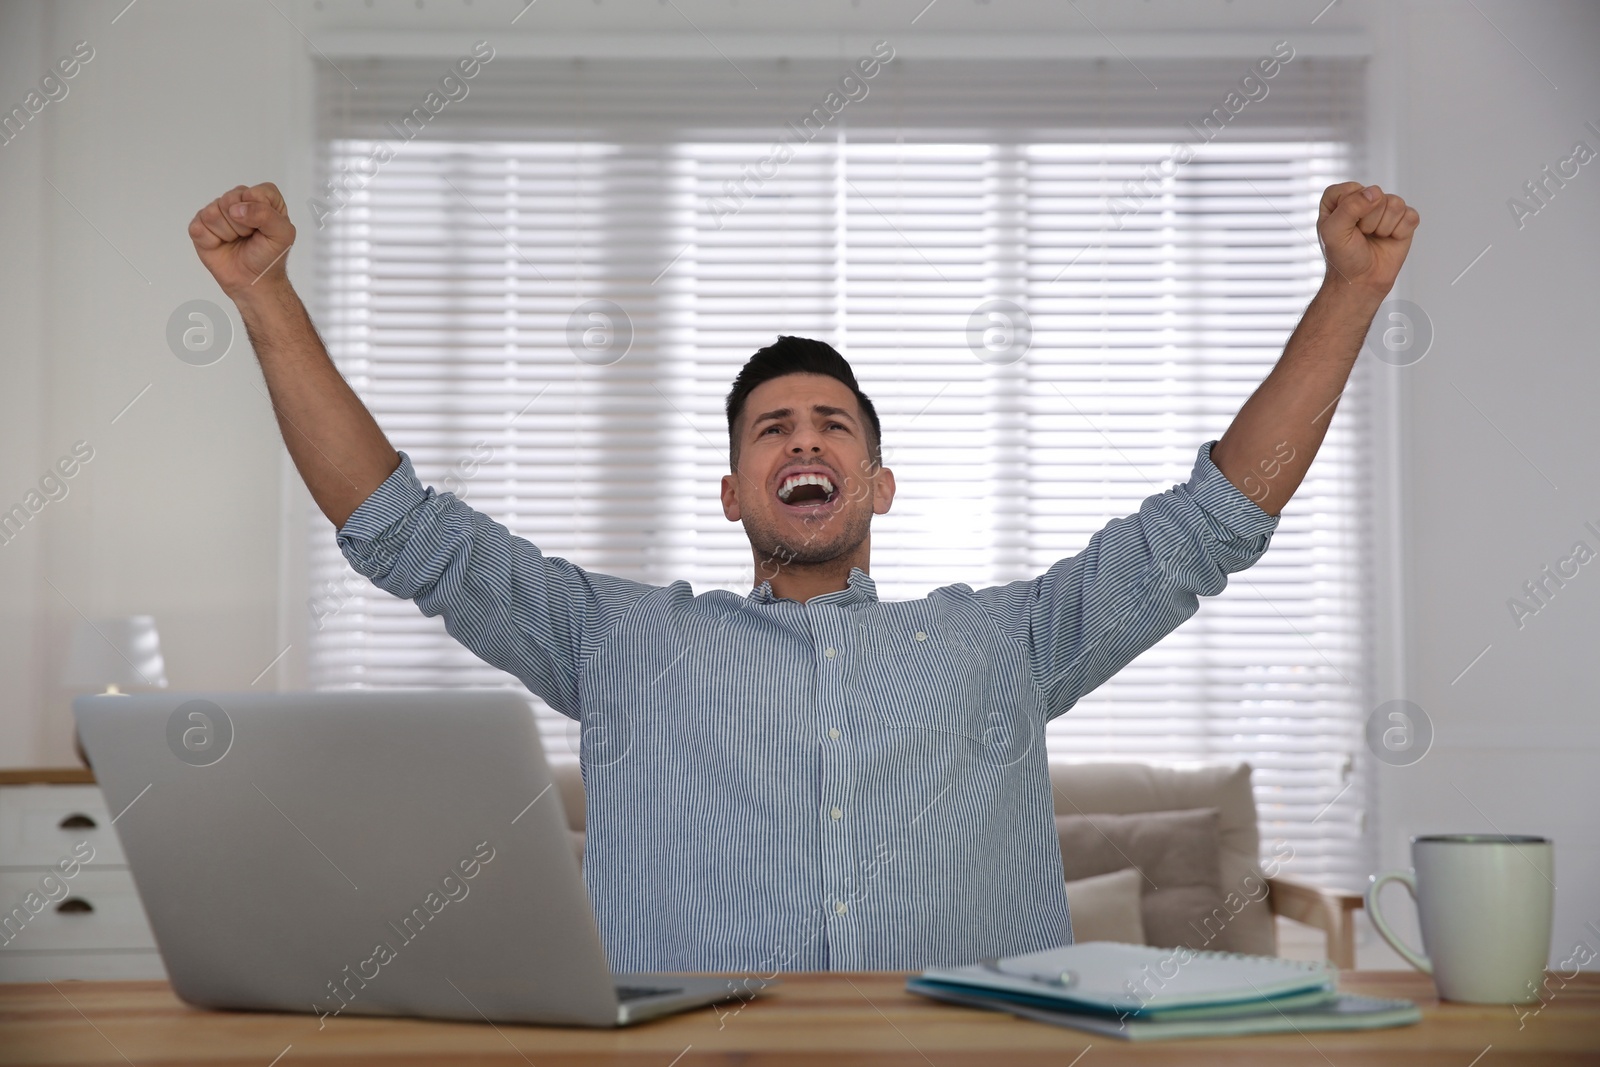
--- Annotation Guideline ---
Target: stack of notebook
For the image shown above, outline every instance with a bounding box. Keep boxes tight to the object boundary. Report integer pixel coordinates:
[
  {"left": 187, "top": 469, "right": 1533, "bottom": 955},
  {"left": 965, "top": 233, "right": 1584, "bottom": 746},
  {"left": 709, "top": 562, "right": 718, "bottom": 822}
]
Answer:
[{"left": 908, "top": 942, "right": 1422, "bottom": 1041}]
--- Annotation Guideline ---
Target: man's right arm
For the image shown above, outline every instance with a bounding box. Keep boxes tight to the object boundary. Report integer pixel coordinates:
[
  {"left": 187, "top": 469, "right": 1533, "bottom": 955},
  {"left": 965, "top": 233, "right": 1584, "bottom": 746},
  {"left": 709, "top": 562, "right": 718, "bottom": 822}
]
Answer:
[
  {"left": 334, "top": 452, "right": 657, "bottom": 717},
  {"left": 189, "top": 182, "right": 399, "bottom": 527},
  {"left": 190, "top": 182, "right": 662, "bottom": 712}
]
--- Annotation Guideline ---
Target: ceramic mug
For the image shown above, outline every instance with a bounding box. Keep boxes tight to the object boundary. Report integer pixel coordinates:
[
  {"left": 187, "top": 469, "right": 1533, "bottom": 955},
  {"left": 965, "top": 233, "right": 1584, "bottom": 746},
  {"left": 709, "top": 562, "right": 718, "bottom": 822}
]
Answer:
[{"left": 1366, "top": 834, "right": 1554, "bottom": 1003}]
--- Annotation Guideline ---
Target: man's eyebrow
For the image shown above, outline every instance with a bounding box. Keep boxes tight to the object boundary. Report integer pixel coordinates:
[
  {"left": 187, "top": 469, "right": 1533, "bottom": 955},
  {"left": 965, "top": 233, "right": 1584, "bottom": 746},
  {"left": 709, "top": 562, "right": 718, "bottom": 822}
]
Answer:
[
  {"left": 750, "top": 407, "right": 792, "bottom": 429},
  {"left": 749, "top": 405, "right": 859, "bottom": 431}
]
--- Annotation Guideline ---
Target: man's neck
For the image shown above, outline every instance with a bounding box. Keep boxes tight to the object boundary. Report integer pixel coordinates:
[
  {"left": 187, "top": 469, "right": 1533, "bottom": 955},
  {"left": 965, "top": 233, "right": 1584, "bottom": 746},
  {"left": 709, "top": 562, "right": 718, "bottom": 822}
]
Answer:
[{"left": 758, "top": 551, "right": 869, "bottom": 603}]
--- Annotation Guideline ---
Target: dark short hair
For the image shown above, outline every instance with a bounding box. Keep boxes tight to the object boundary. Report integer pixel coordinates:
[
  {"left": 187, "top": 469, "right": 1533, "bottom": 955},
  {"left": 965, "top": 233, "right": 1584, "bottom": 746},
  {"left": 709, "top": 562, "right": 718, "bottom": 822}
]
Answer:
[{"left": 725, "top": 336, "right": 882, "bottom": 471}]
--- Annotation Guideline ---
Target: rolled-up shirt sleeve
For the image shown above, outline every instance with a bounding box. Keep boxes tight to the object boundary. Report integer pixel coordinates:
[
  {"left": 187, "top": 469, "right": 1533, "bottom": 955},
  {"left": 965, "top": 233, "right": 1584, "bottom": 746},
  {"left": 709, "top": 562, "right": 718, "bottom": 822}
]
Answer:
[
  {"left": 972, "top": 439, "right": 1280, "bottom": 719},
  {"left": 335, "top": 451, "right": 658, "bottom": 719}
]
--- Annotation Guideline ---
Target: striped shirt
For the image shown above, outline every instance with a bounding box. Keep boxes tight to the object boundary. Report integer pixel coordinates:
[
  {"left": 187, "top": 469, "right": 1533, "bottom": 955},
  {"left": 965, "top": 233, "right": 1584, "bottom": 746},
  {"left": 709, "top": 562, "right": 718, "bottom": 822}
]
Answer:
[{"left": 336, "top": 439, "right": 1277, "bottom": 973}]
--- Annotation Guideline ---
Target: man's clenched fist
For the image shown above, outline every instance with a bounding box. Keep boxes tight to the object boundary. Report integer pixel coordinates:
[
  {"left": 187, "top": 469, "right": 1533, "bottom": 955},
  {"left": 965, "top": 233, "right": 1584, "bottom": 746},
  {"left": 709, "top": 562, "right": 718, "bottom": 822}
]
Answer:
[
  {"left": 188, "top": 183, "right": 296, "bottom": 299},
  {"left": 1316, "top": 181, "right": 1421, "bottom": 295}
]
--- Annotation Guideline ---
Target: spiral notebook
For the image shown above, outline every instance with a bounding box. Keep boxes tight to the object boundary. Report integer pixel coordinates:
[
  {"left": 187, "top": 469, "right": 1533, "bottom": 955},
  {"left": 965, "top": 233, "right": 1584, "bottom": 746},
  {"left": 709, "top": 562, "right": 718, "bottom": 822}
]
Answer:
[{"left": 908, "top": 942, "right": 1422, "bottom": 1042}]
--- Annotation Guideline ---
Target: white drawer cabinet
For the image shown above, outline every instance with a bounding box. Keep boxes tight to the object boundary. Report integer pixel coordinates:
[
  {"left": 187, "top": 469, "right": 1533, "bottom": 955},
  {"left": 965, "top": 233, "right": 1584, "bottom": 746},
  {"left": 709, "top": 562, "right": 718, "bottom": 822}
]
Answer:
[
  {"left": 0, "top": 784, "right": 127, "bottom": 866},
  {"left": 0, "top": 950, "right": 166, "bottom": 982},
  {"left": 0, "top": 871, "right": 159, "bottom": 951},
  {"left": 0, "top": 779, "right": 165, "bottom": 982}
]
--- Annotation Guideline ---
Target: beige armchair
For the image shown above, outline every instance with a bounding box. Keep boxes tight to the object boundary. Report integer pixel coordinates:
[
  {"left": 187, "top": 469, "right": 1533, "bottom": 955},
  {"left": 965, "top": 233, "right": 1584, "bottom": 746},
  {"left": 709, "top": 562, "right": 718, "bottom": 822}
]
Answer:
[
  {"left": 1048, "top": 761, "right": 1363, "bottom": 968},
  {"left": 549, "top": 759, "right": 1362, "bottom": 968}
]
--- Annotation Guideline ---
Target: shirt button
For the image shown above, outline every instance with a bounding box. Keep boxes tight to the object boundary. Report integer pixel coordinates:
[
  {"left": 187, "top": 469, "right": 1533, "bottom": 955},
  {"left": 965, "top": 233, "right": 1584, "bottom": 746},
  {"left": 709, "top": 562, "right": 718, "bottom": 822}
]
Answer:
[
  {"left": 828, "top": 727, "right": 841, "bottom": 740},
  {"left": 830, "top": 807, "right": 843, "bottom": 821},
  {"left": 915, "top": 631, "right": 927, "bottom": 641},
  {"left": 825, "top": 647, "right": 837, "bottom": 658},
  {"left": 835, "top": 901, "right": 848, "bottom": 915}
]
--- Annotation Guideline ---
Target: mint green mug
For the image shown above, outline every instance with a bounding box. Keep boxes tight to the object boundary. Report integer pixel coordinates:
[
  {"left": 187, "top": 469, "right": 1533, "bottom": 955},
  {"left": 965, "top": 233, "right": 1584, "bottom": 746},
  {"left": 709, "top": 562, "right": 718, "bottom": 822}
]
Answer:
[{"left": 1367, "top": 834, "right": 1553, "bottom": 1004}]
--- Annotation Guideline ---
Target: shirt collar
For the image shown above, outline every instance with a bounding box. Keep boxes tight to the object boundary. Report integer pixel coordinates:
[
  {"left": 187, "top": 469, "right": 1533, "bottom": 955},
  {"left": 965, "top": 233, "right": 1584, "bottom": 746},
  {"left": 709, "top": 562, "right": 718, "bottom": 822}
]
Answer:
[{"left": 749, "top": 566, "right": 878, "bottom": 606}]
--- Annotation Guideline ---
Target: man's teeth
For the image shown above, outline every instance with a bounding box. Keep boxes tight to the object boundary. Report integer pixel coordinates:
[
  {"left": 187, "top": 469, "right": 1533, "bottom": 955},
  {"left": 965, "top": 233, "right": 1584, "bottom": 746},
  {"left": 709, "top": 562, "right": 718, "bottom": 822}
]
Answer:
[{"left": 778, "top": 473, "right": 836, "bottom": 502}]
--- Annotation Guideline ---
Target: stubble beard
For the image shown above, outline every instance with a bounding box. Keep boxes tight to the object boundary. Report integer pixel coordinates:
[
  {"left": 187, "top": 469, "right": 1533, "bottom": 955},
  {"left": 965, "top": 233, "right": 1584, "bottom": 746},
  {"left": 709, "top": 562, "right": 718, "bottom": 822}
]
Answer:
[{"left": 745, "top": 500, "right": 872, "bottom": 572}]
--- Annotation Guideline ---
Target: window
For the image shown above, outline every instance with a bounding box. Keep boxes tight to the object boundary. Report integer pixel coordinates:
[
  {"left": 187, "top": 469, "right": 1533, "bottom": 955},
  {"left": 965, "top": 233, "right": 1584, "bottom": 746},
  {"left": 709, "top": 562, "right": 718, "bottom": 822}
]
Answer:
[{"left": 308, "top": 53, "right": 1371, "bottom": 886}]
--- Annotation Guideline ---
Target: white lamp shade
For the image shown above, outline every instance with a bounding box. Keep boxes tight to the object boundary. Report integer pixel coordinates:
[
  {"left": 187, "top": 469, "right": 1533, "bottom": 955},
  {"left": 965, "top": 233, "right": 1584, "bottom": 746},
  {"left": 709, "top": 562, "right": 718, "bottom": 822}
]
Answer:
[{"left": 63, "top": 616, "right": 168, "bottom": 690}]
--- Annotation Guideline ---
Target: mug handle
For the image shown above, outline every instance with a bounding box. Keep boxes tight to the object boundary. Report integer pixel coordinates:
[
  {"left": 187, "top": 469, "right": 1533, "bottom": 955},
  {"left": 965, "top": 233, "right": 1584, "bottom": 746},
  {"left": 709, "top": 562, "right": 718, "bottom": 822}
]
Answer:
[{"left": 1365, "top": 869, "right": 1432, "bottom": 975}]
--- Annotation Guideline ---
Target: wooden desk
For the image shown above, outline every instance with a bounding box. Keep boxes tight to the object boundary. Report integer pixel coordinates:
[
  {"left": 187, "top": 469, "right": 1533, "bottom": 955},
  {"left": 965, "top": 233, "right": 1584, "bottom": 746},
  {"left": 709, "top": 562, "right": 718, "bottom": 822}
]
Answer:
[{"left": 1, "top": 970, "right": 1596, "bottom": 1066}]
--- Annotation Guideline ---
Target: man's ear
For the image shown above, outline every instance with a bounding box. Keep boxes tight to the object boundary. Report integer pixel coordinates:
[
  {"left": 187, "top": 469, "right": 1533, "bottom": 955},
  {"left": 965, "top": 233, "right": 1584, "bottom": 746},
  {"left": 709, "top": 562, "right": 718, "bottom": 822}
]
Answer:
[
  {"left": 872, "top": 465, "right": 896, "bottom": 515},
  {"left": 721, "top": 472, "right": 741, "bottom": 521}
]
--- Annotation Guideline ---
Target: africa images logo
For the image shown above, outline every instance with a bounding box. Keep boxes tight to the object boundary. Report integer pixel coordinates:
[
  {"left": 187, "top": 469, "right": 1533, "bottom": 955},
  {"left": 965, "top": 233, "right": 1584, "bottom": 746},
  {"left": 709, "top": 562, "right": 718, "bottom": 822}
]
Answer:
[
  {"left": 313, "top": 840, "right": 497, "bottom": 1028},
  {"left": 165, "top": 699, "right": 233, "bottom": 767}
]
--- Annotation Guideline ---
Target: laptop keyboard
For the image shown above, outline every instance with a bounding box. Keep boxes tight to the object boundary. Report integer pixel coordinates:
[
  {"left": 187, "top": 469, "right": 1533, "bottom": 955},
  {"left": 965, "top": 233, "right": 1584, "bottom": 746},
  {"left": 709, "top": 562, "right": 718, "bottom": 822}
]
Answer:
[{"left": 615, "top": 983, "right": 681, "bottom": 1002}]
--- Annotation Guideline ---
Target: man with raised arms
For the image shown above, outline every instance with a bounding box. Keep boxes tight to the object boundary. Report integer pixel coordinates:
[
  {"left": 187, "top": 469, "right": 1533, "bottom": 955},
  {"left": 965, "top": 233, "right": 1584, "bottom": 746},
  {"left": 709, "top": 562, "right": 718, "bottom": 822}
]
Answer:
[{"left": 188, "top": 178, "right": 1418, "bottom": 972}]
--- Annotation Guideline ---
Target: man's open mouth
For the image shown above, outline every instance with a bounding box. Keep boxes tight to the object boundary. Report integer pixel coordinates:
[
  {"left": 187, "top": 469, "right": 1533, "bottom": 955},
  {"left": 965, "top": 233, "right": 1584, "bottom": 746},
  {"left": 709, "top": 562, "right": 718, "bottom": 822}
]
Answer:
[{"left": 776, "top": 471, "right": 839, "bottom": 510}]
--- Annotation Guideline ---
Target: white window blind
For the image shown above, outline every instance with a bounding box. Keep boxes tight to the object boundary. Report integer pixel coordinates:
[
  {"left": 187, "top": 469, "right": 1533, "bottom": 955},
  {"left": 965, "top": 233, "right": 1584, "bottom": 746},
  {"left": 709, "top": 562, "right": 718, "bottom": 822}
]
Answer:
[{"left": 308, "top": 54, "right": 1372, "bottom": 887}]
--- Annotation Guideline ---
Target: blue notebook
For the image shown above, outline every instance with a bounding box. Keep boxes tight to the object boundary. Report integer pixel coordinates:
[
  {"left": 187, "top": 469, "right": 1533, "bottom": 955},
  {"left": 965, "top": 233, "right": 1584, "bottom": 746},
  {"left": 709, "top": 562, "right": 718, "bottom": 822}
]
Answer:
[{"left": 909, "top": 942, "right": 1422, "bottom": 1041}]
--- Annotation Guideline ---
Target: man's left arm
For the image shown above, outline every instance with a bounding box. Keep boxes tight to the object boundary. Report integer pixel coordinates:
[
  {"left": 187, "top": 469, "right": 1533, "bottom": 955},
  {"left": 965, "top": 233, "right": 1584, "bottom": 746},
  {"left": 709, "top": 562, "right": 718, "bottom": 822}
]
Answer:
[{"left": 1209, "top": 182, "right": 1421, "bottom": 516}]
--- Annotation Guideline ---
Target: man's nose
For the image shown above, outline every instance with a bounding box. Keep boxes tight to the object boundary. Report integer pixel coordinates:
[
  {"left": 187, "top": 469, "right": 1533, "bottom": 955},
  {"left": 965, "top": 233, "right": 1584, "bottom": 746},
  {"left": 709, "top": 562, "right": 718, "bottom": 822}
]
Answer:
[{"left": 789, "top": 427, "right": 824, "bottom": 452}]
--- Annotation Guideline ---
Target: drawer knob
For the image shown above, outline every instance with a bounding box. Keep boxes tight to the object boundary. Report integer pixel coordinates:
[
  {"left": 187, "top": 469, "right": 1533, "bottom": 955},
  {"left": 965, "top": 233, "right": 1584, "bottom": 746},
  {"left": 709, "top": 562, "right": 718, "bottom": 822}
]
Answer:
[
  {"left": 56, "top": 898, "right": 94, "bottom": 914},
  {"left": 59, "top": 813, "right": 97, "bottom": 830}
]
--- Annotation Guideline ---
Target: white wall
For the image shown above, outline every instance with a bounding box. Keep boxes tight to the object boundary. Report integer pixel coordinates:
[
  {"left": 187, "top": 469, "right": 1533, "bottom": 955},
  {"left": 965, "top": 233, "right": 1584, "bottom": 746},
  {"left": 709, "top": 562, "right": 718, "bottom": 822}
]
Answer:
[
  {"left": 0, "top": 0, "right": 48, "bottom": 767},
  {"left": 1379, "top": 0, "right": 1600, "bottom": 979},
  {"left": 0, "top": 0, "right": 1594, "bottom": 971},
  {"left": 0, "top": 0, "right": 304, "bottom": 767}
]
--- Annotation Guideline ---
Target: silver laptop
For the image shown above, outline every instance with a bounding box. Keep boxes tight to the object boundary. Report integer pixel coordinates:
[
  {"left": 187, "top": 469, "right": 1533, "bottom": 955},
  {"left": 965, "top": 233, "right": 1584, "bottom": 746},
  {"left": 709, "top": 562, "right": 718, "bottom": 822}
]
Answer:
[{"left": 73, "top": 689, "right": 766, "bottom": 1026}]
